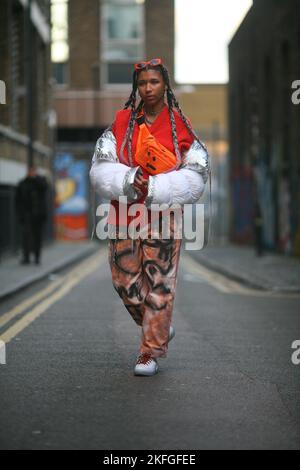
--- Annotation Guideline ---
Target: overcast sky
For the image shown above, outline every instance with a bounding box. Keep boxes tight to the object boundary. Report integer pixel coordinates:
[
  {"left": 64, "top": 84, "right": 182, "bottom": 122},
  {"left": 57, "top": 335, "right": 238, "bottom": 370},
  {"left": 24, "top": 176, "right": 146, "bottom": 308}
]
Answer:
[{"left": 175, "top": 0, "right": 252, "bottom": 83}]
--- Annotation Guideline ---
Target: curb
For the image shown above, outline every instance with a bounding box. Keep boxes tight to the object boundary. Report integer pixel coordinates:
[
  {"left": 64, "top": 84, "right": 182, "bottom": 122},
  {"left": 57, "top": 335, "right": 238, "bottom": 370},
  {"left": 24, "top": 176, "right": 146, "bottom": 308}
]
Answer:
[
  {"left": 193, "top": 254, "right": 300, "bottom": 294},
  {"left": 0, "top": 243, "right": 100, "bottom": 303}
]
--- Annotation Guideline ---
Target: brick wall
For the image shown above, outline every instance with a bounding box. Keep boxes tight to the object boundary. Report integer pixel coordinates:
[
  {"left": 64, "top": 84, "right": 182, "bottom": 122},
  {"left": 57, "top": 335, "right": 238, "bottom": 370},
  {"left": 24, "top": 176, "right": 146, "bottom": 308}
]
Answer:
[
  {"left": 145, "top": 0, "right": 174, "bottom": 85},
  {"left": 68, "top": 0, "right": 100, "bottom": 90}
]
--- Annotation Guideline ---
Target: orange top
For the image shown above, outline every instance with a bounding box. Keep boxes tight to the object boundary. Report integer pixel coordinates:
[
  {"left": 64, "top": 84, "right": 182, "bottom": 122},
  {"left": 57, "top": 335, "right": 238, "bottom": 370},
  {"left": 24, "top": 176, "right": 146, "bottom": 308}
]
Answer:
[{"left": 107, "top": 104, "right": 194, "bottom": 227}]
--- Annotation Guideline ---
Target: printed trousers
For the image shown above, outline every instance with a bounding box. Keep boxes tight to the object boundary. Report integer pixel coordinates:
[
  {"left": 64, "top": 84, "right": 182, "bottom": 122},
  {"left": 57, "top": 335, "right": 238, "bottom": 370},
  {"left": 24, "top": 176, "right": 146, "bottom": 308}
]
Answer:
[{"left": 108, "top": 218, "right": 182, "bottom": 358}]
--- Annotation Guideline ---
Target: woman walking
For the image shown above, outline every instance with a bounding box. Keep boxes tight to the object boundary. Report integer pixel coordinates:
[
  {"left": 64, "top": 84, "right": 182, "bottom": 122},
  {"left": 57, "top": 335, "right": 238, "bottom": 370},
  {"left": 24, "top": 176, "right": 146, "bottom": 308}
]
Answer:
[{"left": 90, "top": 58, "right": 209, "bottom": 376}]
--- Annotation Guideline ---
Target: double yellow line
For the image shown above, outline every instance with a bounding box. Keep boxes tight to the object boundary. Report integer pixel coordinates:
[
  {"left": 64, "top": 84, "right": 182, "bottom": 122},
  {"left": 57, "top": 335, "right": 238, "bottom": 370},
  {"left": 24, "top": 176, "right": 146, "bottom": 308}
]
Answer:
[{"left": 0, "top": 251, "right": 106, "bottom": 344}]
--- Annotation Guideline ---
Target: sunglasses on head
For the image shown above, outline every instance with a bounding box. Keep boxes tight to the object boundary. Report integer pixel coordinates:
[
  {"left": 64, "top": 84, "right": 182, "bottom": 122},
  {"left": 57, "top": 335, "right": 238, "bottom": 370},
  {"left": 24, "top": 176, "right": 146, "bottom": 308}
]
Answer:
[{"left": 134, "top": 58, "right": 162, "bottom": 71}]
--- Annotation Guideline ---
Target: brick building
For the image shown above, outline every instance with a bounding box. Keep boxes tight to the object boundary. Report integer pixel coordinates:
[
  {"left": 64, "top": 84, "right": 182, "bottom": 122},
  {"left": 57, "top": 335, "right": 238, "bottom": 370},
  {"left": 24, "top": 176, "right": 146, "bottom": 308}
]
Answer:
[
  {"left": 0, "top": 0, "right": 53, "bottom": 257},
  {"left": 53, "top": 0, "right": 175, "bottom": 145}
]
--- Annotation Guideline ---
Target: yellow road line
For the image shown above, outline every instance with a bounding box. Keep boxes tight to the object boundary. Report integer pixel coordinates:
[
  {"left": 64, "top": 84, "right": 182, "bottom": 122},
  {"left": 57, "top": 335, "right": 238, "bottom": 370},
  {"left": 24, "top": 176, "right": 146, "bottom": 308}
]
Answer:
[
  {"left": 181, "top": 254, "right": 238, "bottom": 293},
  {"left": 0, "top": 250, "right": 106, "bottom": 330},
  {"left": 0, "top": 276, "right": 64, "bottom": 329},
  {"left": 0, "top": 251, "right": 106, "bottom": 344}
]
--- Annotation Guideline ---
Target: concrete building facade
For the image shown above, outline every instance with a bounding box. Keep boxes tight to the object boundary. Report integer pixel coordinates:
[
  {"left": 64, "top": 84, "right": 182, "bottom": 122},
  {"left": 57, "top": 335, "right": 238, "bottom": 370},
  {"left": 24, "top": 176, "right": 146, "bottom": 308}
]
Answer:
[{"left": 229, "top": 0, "right": 300, "bottom": 255}]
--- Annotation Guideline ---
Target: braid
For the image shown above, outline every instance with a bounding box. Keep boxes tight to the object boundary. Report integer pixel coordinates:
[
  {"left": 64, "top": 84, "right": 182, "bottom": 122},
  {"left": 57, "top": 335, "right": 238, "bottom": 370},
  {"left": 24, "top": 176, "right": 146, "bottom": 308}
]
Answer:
[
  {"left": 155, "top": 65, "right": 178, "bottom": 166},
  {"left": 127, "top": 100, "right": 144, "bottom": 165},
  {"left": 120, "top": 72, "right": 138, "bottom": 164},
  {"left": 166, "top": 89, "right": 181, "bottom": 166},
  {"left": 161, "top": 65, "right": 208, "bottom": 154},
  {"left": 120, "top": 112, "right": 135, "bottom": 165},
  {"left": 170, "top": 88, "right": 208, "bottom": 152}
]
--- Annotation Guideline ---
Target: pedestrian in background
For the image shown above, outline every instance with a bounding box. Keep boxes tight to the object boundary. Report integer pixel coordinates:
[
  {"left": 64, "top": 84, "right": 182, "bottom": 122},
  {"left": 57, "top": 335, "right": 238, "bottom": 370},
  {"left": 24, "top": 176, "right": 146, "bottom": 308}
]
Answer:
[
  {"left": 15, "top": 167, "right": 48, "bottom": 265},
  {"left": 90, "top": 58, "right": 210, "bottom": 376},
  {"left": 253, "top": 199, "right": 264, "bottom": 257}
]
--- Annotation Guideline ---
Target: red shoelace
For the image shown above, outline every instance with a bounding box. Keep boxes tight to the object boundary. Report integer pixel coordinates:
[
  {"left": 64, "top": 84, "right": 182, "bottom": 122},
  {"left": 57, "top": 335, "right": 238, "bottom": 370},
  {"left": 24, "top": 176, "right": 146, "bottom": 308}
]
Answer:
[{"left": 136, "top": 353, "right": 154, "bottom": 365}]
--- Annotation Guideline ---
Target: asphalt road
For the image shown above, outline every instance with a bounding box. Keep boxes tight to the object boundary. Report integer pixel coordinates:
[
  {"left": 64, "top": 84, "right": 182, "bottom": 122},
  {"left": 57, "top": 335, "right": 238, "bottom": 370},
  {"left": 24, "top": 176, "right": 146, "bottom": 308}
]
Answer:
[{"left": 0, "top": 246, "right": 299, "bottom": 450}]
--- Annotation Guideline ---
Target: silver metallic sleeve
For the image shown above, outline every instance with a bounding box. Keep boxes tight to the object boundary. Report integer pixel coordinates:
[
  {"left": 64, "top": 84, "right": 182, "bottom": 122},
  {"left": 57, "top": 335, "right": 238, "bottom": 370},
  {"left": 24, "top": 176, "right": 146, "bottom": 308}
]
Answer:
[
  {"left": 179, "top": 139, "right": 210, "bottom": 183},
  {"left": 93, "top": 127, "right": 118, "bottom": 163},
  {"left": 122, "top": 166, "right": 140, "bottom": 202},
  {"left": 144, "top": 175, "right": 155, "bottom": 208}
]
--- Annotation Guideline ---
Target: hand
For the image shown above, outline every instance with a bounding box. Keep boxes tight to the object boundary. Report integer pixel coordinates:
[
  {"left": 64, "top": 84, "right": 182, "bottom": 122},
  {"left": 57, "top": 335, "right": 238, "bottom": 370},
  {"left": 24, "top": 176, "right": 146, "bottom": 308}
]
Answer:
[{"left": 133, "top": 167, "right": 148, "bottom": 196}]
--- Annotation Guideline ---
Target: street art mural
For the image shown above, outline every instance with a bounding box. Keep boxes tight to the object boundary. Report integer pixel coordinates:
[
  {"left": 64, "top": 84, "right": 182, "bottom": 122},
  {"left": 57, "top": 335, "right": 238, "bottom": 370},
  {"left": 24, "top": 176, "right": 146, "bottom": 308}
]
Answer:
[
  {"left": 54, "top": 153, "right": 88, "bottom": 240},
  {"left": 231, "top": 167, "right": 254, "bottom": 244},
  {"left": 254, "top": 162, "right": 275, "bottom": 251},
  {"left": 278, "top": 178, "right": 292, "bottom": 254},
  {"left": 232, "top": 160, "right": 300, "bottom": 255}
]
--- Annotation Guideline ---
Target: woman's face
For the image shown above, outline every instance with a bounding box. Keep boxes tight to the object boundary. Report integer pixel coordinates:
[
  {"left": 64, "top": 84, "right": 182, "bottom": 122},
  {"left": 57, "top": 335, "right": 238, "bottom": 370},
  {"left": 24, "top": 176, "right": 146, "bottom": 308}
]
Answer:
[{"left": 137, "top": 69, "right": 166, "bottom": 107}]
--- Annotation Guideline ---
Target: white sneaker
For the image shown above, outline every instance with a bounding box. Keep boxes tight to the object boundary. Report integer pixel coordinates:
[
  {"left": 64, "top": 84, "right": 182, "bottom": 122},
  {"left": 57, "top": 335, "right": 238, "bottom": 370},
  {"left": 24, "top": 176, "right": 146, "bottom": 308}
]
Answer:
[
  {"left": 168, "top": 325, "right": 175, "bottom": 343},
  {"left": 134, "top": 353, "right": 158, "bottom": 376}
]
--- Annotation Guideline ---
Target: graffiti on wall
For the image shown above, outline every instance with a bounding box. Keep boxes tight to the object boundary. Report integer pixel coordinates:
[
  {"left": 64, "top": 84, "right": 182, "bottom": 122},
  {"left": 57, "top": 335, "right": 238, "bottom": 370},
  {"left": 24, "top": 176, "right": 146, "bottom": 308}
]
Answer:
[
  {"left": 278, "top": 178, "right": 291, "bottom": 254},
  {"left": 231, "top": 167, "right": 254, "bottom": 243},
  {"left": 295, "top": 186, "right": 300, "bottom": 256},
  {"left": 54, "top": 153, "right": 88, "bottom": 240},
  {"left": 254, "top": 163, "right": 275, "bottom": 250}
]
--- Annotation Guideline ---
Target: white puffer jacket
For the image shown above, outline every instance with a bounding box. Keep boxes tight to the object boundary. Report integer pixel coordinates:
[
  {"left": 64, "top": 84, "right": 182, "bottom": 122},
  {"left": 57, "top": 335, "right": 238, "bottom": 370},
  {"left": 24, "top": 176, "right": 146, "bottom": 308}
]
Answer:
[{"left": 90, "top": 127, "right": 210, "bottom": 209}]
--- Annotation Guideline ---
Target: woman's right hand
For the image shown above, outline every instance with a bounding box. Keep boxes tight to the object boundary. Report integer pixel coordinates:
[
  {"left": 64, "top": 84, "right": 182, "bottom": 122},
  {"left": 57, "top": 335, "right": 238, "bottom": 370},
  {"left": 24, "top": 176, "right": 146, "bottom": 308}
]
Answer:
[{"left": 133, "top": 167, "right": 148, "bottom": 198}]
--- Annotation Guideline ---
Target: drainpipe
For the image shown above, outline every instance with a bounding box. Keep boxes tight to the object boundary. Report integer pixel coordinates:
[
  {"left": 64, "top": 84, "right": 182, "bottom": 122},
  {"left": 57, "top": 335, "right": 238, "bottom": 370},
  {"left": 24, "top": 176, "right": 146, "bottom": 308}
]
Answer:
[{"left": 25, "top": 0, "right": 34, "bottom": 169}]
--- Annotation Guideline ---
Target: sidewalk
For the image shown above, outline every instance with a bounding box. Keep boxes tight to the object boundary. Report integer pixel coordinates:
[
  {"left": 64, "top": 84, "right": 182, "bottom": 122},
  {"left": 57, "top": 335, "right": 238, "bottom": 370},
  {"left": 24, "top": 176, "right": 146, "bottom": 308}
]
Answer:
[
  {"left": 0, "top": 241, "right": 101, "bottom": 301},
  {"left": 191, "top": 242, "right": 300, "bottom": 293}
]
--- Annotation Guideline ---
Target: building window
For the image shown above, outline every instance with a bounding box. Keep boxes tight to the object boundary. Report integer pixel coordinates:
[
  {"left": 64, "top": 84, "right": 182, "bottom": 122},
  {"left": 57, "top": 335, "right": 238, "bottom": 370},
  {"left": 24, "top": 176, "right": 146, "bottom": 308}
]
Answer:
[
  {"left": 101, "top": 0, "right": 145, "bottom": 85},
  {"left": 51, "top": 0, "right": 69, "bottom": 85},
  {"left": 52, "top": 62, "right": 67, "bottom": 85}
]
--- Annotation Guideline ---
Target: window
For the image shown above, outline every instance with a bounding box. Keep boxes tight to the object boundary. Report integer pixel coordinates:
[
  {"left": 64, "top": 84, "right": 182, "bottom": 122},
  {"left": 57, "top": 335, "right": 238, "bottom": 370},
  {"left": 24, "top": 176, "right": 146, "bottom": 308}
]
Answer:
[
  {"left": 51, "top": 0, "right": 69, "bottom": 85},
  {"left": 101, "top": 0, "right": 145, "bottom": 85}
]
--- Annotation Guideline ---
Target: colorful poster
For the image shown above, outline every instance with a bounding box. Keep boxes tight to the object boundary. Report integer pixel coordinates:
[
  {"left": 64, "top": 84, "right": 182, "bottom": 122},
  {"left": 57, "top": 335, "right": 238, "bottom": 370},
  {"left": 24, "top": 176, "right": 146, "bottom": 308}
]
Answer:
[
  {"left": 278, "top": 178, "right": 291, "bottom": 254},
  {"left": 54, "top": 153, "right": 88, "bottom": 240}
]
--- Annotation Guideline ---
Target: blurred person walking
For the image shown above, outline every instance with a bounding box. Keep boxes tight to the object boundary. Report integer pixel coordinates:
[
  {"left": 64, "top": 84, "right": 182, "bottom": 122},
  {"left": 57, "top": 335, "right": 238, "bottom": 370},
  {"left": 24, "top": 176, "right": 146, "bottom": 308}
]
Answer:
[
  {"left": 15, "top": 167, "right": 48, "bottom": 265},
  {"left": 253, "top": 199, "right": 264, "bottom": 257},
  {"left": 90, "top": 58, "right": 210, "bottom": 376}
]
